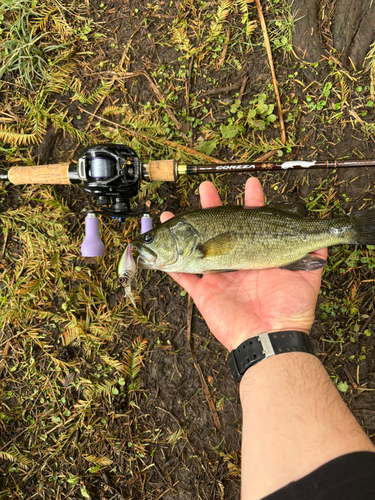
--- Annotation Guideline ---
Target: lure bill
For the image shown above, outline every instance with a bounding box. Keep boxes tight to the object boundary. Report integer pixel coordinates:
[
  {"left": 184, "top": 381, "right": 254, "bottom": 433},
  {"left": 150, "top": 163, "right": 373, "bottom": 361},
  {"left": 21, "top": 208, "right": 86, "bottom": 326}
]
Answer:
[{"left": 117, "top": 243, "right": 137, "bottom": 306}]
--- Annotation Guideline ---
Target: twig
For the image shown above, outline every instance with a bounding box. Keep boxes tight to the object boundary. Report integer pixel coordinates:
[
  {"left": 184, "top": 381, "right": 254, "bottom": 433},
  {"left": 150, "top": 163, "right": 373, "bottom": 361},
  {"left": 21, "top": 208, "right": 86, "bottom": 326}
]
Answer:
[
  {"left": 119, "top": 69, "right": 190, "bottom": 143},
  {"left": 0, "top": 342, "right": 10, "bottom": 378},
  {"left": 201, "top": 84, "right": 240, "bottom": 96},
  {"left": 186, "top": 295, "right": 221, "bottom": 431},
  {"left": 0, "top": 228, "right": 8, "bottom": 259},
  {"left": 78, "top": 107, "right": 224, "bottom": 164},
  {"left": 254, "top": 0, "right": 286, "bottom": 144},
  {"left": 155, "top": 406, "right": 182, "bottom": 429},
  {"left": 238, "top": 76, "right": 248, "bottom": 102},
  {"left": 141, "top": 70, "right": 190, "bottom": 143},
  {"left": 343, "top": 364, "right": 358, "bottom": 390},
  {"left": 217, "top": 28, "right": 230, "bottom": 69},
  {"left": 0, "top": 323, "right": 47, "bottom": 348},
  {"left": 185, "top": 55, "right": 194, "bottom": 144},
  {"left": 360, "top": 300, "right": 375, "bottom": 333},
  {"left": 154, "top": 487, "right": 173, "bottom": 500},
  {"left": 118, "top": 24, "right": 143, "bottom": 72},
  {"left": 255, "top": 149, "right": 280, "bottom": 161}
]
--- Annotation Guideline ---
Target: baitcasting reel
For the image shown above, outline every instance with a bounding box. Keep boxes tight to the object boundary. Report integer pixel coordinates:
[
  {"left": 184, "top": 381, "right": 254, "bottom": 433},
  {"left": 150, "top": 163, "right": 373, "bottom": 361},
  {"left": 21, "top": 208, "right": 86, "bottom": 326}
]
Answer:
[{"left": 75, "top": 144, "right": 143, "bottom": 218}]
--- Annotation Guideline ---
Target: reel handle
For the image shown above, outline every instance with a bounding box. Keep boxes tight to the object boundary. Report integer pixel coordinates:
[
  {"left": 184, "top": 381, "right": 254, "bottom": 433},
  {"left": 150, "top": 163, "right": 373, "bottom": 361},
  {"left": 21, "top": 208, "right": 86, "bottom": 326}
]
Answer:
[{"left": 6, "top": 163, "right": 71, "bottom": 185}]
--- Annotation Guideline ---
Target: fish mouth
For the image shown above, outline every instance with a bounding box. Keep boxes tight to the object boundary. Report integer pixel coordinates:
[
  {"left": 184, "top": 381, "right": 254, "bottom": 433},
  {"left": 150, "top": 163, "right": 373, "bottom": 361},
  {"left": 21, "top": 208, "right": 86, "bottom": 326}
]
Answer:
[{"left": 133, "top": 244, "right": 157, "bottom": 269}]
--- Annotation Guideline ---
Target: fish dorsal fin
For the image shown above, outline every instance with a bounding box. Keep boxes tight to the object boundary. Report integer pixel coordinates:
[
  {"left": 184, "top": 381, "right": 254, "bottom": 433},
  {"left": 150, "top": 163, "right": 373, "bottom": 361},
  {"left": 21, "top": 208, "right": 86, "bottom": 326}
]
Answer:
[
  {"left": 197, "top": 232, "right": 237, "bottom": 258},
  {"left": 269, "top": 201, "right": 308, "bottom": 218},
  {"left": 280, "top": 254, "right": 326, "bottom": 271}
]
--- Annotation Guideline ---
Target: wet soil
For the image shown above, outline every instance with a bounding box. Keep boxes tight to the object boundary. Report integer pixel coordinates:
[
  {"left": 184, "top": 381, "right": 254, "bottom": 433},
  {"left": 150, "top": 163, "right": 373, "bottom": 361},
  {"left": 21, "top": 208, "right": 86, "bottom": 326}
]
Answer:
[
  {"left": 2, "top": 0, "right": 375, "bottom": 498},
  {"left": 290, "top": 0, "right": 375, "bottom": 71}
]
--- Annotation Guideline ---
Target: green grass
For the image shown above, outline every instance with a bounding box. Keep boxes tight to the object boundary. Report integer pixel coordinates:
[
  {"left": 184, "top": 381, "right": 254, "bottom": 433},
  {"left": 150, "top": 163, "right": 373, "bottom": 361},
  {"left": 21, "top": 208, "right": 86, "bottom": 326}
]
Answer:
[{"left": 1, "top": 0, "right": 375, "bottom": 497}]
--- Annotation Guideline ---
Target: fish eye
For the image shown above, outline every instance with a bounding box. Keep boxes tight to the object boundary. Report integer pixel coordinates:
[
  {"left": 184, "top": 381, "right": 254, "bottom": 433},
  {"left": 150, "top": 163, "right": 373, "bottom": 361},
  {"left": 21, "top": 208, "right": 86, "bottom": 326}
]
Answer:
[{"left": 144, "top": 232, "right": 154, "bottom": 243}]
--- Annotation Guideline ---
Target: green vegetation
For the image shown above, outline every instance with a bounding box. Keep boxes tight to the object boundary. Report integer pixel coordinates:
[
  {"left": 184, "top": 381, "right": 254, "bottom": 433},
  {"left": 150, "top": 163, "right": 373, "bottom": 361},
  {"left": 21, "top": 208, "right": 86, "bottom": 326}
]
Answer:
[{"left": 1, "top": 0, "right": 375, "bottom": 497}]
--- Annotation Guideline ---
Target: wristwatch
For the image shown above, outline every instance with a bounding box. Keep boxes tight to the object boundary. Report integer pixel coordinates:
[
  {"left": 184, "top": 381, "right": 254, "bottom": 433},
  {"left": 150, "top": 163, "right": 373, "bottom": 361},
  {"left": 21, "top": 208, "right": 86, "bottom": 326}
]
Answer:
[{"left": 228, "top": 331, "right": 315, "bottom": 383}]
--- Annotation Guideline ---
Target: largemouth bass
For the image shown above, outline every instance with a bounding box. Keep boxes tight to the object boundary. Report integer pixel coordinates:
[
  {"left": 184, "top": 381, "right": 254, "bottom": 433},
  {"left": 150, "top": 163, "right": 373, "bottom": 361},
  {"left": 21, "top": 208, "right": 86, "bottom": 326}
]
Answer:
[{"left": 118, "top": 203, "right": 375, "bottom": 298}]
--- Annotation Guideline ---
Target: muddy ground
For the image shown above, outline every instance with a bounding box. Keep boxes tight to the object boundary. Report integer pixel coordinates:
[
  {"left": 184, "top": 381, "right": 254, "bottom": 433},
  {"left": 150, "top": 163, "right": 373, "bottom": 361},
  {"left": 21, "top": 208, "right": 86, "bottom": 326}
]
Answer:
[{"left": 2, "top": 0, "right": 375, "bottom": 498}]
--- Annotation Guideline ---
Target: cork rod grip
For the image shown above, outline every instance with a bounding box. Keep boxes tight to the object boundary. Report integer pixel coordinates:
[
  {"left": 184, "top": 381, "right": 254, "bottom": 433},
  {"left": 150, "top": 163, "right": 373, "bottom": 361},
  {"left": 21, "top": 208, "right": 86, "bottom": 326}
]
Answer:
[
  {"left": 146, "top": 160, "right": 176, "bottom": 182},
  {"left": 7, "top": 163, "right": 71, "bottom": 185}
]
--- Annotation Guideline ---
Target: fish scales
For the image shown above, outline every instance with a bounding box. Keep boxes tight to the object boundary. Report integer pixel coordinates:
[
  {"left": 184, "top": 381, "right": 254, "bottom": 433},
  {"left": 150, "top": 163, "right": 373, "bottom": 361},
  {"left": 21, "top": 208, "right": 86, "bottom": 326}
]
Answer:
[
  {"left": 170, "top": 207, "right": 353, "bottom": 271},
  {"left": 123, "top": 204, "right": 375, "bottom": 276}
]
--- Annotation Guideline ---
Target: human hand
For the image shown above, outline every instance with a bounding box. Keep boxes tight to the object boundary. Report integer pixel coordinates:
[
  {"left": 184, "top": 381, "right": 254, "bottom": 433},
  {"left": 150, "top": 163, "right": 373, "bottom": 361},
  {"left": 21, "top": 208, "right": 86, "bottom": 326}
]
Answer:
[{"left": 160, "top": 178, "right": 327, "bottom": 351}]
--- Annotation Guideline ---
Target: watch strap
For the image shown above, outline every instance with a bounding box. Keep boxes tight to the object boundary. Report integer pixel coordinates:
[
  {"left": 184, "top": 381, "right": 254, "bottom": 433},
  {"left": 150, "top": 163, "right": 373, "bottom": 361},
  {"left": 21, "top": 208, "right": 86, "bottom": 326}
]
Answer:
[{"left": 228, "top": 331, "right": 315, "bottom": 383}]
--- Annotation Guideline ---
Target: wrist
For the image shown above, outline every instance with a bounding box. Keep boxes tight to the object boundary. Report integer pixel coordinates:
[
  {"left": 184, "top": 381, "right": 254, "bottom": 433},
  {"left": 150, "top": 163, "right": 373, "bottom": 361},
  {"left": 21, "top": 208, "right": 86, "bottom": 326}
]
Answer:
[{"left": 239, "top": 349, "right": 315, "bottom": 391}]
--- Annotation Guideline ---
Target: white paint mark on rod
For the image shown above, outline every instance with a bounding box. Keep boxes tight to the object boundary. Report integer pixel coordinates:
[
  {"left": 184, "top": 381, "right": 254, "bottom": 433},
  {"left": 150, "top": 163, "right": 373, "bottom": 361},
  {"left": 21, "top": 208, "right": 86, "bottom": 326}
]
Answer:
[{"left": 281, "top": 160, "right": 317, "bottom": 170}]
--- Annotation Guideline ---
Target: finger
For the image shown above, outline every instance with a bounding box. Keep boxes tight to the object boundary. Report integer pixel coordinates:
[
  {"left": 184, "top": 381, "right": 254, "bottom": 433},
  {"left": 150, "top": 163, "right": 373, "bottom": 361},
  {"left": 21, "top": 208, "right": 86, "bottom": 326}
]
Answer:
[
  {"left": 244, "top": 177, "right": 265, "bottom": 207},
  {"left": 160, "top": 211, "right": 174, "bottom": 223},
  {"left": 312, "top": 247, "right": 328, "bottom": 260},
  {"left": 199, "top": 181, "right": 222, "bottom": 208},
  {"left": 167, "top": 272, "right": 201, "bottom": 296}
]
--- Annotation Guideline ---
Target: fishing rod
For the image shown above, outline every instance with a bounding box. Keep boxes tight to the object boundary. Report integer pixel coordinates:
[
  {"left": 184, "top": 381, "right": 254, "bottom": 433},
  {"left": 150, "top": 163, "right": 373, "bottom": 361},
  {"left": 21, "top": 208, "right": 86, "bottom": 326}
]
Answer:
[{"left": 1, "top": 144, "right": 374, "bottom": 256}]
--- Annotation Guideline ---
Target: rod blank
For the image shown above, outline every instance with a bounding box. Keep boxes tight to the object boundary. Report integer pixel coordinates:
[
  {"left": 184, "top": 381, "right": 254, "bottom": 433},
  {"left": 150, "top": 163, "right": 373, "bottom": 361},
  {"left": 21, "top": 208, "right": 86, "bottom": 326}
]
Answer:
[{"left": 183, "top": 159, "right": 375, "bottom": 175}]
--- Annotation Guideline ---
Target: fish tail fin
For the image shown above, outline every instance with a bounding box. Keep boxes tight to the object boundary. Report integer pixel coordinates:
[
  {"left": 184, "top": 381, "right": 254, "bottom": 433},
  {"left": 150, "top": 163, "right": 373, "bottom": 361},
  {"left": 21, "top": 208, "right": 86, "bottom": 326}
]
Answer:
[{"left": 350, "top": 209, "right": 375, "bottom": 245}]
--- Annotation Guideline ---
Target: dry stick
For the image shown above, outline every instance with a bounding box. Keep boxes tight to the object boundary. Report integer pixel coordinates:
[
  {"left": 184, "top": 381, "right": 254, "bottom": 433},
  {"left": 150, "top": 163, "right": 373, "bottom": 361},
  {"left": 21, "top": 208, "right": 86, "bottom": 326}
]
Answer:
[
  {"left": 0, "top": 342, "right": 10, "bottom": 378},
  {"left": 202, "top": 84, "right": 240, "bottom": 96},
  {"left": 0, "top": 229, "right": 8, "bottom": 259},
  {"left": 185, "top": 55, "right": 195, "bottom": 144},
  {"left": 78, "top": 107, "right": 224, "bottom": 164},
  {"left": 343, "top": 364, "right": 358, "bottom": 390},
  {"left": 118, "top": 24, "right": 143, "bottom": 72},
  {"left": 238, "top": 76, "right": 248, "bottom": 102},
  {"left": 217, "top": 28, "right": 231, "bottom": 69},
  {"left": 121, "top": 69, "right": 190, "bottom": 143},
  {"left": 254, "top": 0, "right": 286, "bottom": 144},
  {"left": 0, "top": 323, "right": 47, "bottom": 348},
  {"left": 359, "top": 301, "right": 375, "bottom": 334},
  {"left": 142, "top": 71, "right": 189, "bottom": 139},
  {"left": 256, "top": 149, "right": 280, "bottom": 161},
  {"left": 186, "top": 295, "right": 221, "bottom": 431}
]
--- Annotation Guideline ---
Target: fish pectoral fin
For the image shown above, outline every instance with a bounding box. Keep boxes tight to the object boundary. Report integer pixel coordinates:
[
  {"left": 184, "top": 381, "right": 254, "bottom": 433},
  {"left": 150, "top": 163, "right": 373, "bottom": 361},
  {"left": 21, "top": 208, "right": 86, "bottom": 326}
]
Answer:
[
  {"left": 268, "top": 201, "right": 308, "bottom": 218},
  {"left": 197, "top": 232, "right": 237, "bottom": 258},
  {"left": 280, "top": 254, "right": 327, "bottom": 271}
]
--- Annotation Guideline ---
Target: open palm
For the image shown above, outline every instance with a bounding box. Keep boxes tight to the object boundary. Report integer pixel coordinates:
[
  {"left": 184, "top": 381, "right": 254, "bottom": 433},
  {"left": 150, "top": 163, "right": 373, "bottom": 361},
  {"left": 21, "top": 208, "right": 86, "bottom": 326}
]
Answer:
[{"left": 161, "top": 178, "right": 327, "bottom": 351}]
